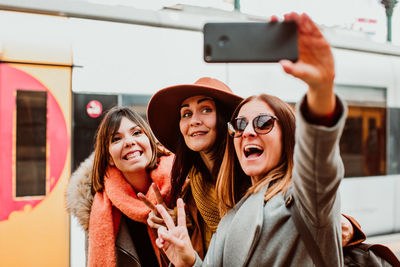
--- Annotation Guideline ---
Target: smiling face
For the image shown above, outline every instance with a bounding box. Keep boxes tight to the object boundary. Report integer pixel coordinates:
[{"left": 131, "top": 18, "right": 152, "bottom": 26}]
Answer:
[
  {"left": 108, "top": 116, "right": 152, "bottom": 178},
  {"left": 233, "top": 99, "right": 283, "bottom": 178},
  {"left": 179, "top": 95, "right": 218, "bottom": 153}
]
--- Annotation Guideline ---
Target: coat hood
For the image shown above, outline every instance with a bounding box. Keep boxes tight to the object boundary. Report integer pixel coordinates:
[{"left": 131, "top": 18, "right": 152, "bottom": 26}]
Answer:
[{"left": 65, "top": 153, "right": 94, "bottom": 232}]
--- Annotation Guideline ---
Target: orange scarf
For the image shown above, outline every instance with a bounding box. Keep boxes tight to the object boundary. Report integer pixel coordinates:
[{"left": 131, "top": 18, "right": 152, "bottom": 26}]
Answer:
[{"left": 88, "top": 155, "right": 173, "bottom": 267}]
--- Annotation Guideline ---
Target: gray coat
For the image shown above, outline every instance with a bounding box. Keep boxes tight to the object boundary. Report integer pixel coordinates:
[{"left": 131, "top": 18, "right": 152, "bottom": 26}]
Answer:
[{"left": 195, "top": 95, "right": 347, "bottom": 267}]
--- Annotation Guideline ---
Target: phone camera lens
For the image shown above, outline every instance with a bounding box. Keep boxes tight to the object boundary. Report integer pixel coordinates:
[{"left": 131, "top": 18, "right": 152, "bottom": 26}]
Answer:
[{"left": 218, "top": 35, "right": 229, "bottom": 47}]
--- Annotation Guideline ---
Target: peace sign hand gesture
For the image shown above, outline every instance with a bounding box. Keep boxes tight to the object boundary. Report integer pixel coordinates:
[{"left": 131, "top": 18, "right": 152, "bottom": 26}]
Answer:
[
  {"left": 138, "top": 183, "right": 177, "bottom": 229},
  {"left": 156, "top": 198, "right": 196, "bottom": 267}
]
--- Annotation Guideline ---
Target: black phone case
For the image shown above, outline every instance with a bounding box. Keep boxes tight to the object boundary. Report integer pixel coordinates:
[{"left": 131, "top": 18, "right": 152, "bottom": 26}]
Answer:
[{"left": 203, "top": 22, "right": 298, "bottom": 63}]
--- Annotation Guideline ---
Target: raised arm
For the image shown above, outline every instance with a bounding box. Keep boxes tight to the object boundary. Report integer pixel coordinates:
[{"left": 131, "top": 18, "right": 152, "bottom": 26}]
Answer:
[{"left": 280, "top": 13, "right": 346, "bottom": 226}]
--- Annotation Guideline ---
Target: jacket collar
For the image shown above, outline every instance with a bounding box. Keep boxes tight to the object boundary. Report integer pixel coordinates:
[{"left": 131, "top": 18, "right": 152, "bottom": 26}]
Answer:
[{"left": 209, "top": 185, "right": 266, "bottom": 267}]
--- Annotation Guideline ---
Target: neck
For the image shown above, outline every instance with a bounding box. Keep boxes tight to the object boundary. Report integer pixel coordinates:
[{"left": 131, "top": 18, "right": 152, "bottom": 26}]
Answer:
[
  {"left": 199, "top": 151, "right": 214, "bottom": 175},
  {"left": 123, "top": 169, "right": 152, "bottom": 194},
  {"left": 251, "top": 176, "right": 262, "bottom": 185}
]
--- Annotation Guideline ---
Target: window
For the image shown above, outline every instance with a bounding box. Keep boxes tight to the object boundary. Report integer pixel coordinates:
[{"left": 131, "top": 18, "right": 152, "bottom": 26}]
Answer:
[
  {"left": 16, "top": 90, "right": 47, "bottom": 196},
  {"left": 334, "top": 84, "right": 390, "bottom": 177},
  {"left": 340, "top": 106, "right": 386, "bottom": 177}
]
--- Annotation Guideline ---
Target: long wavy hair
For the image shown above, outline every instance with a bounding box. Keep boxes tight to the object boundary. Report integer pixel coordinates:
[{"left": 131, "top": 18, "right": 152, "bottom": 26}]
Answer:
[
  {"left": 169, "top": 99, "right": 232, "bottom": 207},
  {"left": 91, "top": 106, "right": 169, "bottom": 193},
  {"left": 217, "top": 94, "right": 296, "bottom": 216}
]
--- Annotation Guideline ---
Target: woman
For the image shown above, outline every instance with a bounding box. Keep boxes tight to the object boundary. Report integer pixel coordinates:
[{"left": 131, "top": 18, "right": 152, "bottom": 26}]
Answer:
[
  {"left": 154, "top": 12, "right": 350, "bottom": 266},
  {"left": 144, "top": 77, "right": 244, "bottom": 258},
  {"left": 66, "top": 106, "right": 173, "bottom": 267}
]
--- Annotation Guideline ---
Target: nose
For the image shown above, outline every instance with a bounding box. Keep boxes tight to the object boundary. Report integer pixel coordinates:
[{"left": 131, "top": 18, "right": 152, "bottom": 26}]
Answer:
[
  {"left": 190, "top": 112, "right": 202, "bottom": 126},
  {"left": 124, "top": 135, "right": 136, "bottom": 147},
  {"left": 242, "top": 120, "right": 256, "bottom": 138}
]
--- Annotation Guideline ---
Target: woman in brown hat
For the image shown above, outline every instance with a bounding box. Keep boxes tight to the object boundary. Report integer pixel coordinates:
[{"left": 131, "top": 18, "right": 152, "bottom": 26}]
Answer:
[{"left": 143, "top": 77, "right": 244, "bottom": 259}]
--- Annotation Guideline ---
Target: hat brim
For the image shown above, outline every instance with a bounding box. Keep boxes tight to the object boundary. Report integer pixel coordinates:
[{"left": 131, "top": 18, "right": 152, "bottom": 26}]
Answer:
[{"left": 147, "top": 84, "right": 243, "bottom": 153}]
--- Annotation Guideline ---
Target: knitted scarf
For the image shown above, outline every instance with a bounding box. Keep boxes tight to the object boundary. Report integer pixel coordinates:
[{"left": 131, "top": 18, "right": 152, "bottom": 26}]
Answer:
[
  {"left": 189, "top": 167, "right": 220, "bottom": 232},
  {"left": 87, "top": 155, "right": 173, "bottom": 267}
]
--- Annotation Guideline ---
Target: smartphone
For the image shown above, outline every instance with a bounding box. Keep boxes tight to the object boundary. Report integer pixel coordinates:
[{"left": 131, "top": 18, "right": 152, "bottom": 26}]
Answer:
[{"left": 203, "top": 21, "right": 298, "bottom": 63}]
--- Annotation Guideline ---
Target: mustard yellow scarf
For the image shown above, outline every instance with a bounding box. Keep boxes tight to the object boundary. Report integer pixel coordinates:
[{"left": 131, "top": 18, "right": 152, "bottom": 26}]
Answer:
[{"left": 189, "top": 167, "right": 220, "bottom": 232}]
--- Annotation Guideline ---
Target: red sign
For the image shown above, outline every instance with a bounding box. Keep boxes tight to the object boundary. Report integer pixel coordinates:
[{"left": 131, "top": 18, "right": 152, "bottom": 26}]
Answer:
[{"left": 87, "top": 100, "right": 103, "bottom": 118}]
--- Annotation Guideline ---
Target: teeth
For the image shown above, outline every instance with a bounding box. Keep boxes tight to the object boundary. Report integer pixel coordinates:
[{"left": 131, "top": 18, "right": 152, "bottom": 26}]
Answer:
[
  {"left": 244, "top": 145, "right": 262, "bottom": 152},
  {"left": 192, "top": 132, "right": 205, "bottom": 137},
  {"left": 126, "top": 151, "right": 141, "bottom": 159}
]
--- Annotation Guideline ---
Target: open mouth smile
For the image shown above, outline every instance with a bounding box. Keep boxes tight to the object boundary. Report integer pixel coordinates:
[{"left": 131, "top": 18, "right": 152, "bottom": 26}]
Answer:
[
  {"left": 124, "top": 150, "right": 142, "bottom": 160},
  {"left": 243, "top": 144, "right": 264, "bottom": 158},
  {"left": 190, "top": 131, "right": 208, "bottom": 137}
]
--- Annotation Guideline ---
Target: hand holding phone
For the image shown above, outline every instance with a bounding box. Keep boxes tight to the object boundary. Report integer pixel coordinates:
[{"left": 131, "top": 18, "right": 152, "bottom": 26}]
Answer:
[{"left": 203, "top": 21, "right": 298, "bottom": 63}]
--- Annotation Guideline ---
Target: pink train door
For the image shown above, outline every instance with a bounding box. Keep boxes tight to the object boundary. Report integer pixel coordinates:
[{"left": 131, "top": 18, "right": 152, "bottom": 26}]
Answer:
[{"left": 0, "top": 14, "right": 72, "bottom": 265}]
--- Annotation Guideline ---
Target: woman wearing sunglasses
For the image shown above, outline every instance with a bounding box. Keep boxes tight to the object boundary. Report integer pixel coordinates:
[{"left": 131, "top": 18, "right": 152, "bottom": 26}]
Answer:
[{"left": 154, "top": 12, "right": 351, "bottom": 266}]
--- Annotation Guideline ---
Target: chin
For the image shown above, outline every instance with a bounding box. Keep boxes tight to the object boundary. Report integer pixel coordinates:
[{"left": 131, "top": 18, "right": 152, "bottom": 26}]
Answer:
[{"left": 242, "top": 168, "right": 263, "bottom": 177}]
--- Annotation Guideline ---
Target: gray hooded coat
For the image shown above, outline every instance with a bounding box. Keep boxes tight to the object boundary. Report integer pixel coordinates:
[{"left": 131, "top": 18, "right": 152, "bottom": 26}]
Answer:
[{"left": 194, "top": 95, "right": 347, "bottom": 267}]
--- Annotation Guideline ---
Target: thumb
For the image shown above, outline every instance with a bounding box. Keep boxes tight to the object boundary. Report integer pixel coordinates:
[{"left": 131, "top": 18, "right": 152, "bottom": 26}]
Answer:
[{"left": 279, "top": 59, "right": 294, "bottom": 75}]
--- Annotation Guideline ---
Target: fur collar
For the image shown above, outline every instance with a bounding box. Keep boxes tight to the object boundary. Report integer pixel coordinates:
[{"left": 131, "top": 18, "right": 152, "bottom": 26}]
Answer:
[{"left": 65, "top": 153, "right": 95, "bottom": 232}]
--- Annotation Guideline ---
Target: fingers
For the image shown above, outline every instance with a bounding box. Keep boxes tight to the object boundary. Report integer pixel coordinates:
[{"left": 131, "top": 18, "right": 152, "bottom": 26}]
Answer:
[
  {"left": 151, "top": 183, "right": 166, "bottom": 206},
  {"left": 279, "top": 59, "right": 294, "bottom": 74},
  {"left": 157, "top": 204, "right": 175, "bottom": 230},
  {"left": 156, "top": 237, "right": 164, "bottom": 248},
  {"left": 137, "top": 192, "right": 158, "bottom": 214},
  {"left": 156, "top": 226, "right": 166, "bottom": 248},
  {"left": 283, "top": 12, "right": 322, "bottom": 38},
  {"left": 269, "top": 15, "right": 279, "bottom": 22},
  {"left": 177, "top": 198, "right": 187, "bottom": 227},
  {"left": 147, "top": 210, "right": 165, "bottom": 229},
  {"left": 158, "top": 226, "right": 184, "bottom": 247},
  {"left": 301, "top": 13, "right": 322, "bottom": 37}
]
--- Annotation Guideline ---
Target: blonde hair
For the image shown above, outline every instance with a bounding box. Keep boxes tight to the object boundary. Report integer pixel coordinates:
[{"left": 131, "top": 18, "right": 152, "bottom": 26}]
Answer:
[{"left": 216, "top": 94, "right": 296, "bottom": 216}]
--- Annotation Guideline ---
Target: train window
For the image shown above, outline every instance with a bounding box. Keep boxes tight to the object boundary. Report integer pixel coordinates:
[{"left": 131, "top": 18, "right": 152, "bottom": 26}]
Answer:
[
  {"left": 121, "top": 94, "right": 152, "bottom": 120},
  {"left": 16, "top": 90, "right": 47, "bottom": 196},
  {"left": 340, "top": 106, "right": 386, "bottom": 177}
]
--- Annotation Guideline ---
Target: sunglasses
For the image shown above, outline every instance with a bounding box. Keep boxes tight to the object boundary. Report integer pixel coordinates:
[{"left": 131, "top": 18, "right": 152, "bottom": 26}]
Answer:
[{"left": 227, "top": 114, "right": 278, "bottom": 138}]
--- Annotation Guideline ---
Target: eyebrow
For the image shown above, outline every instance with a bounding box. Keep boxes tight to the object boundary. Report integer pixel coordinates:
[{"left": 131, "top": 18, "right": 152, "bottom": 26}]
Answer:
[
  {"left": 180, "top": 97, "right": 215, "bottom": 109},
  {"left": 112, "top": 125, "right": 139, "bottom": 135}
]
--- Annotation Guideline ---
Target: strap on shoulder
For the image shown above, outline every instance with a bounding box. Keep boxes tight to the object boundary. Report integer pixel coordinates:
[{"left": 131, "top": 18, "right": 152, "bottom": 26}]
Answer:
[{"left": 368, "top": 244, "right": 400, "bottom": 266}]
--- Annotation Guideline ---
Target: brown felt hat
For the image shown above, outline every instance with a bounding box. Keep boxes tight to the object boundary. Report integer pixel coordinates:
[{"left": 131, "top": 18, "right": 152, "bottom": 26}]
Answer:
[{"left": 147, "top": 77, "right": 243, "bottom": 153}]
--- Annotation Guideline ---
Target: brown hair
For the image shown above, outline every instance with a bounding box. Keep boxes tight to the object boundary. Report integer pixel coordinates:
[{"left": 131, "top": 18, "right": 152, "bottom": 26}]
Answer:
[
  {"left": 169, "top": 99, "right": 231, "bottom": 207},
  {"left": 216, "top": 94, "right": 296, "bottom": 216},
  {"left": 91, "top": 106, "right": 169, "bottom": 193}
]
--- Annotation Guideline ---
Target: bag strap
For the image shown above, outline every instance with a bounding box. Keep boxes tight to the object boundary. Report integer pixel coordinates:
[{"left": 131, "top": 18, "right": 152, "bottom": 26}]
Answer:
[
  {"left": 285, "top": 193, "right": 327, "bottom": 267},
  {"left": 367, "top": 244, "right": 400, "bottom": 266}
]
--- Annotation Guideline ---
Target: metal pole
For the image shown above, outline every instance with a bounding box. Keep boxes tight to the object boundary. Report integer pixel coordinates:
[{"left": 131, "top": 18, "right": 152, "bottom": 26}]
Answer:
[
  {"left": 381, "top": 0, "right": 398, "bottom": 42},
  {"left": 234, "top": 0, "right": 240, "bottom": 11},
  {"left": 387, "top": 14, "right": 392, "bottom": 42}
]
